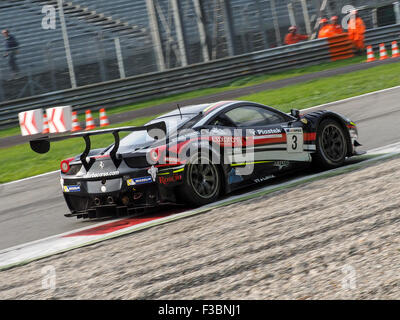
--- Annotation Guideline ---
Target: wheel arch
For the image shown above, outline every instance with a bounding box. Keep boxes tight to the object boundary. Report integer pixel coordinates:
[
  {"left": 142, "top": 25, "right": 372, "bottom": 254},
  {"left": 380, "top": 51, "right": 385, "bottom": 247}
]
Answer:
[{"left": 306, "top": 111, "right": 353, "bottom": 157}]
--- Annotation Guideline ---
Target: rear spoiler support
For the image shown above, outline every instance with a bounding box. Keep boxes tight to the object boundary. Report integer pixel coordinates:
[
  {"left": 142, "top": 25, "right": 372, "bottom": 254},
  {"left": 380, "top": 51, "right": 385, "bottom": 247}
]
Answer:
[{"left": 30, "top": 122, "right": 167, "bottom": 170}]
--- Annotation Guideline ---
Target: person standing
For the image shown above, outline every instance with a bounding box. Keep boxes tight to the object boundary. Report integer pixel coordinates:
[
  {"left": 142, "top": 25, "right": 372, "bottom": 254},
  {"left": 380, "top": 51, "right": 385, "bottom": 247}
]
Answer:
[
  {"left": 284, "top": 26, "right": 308, "bottom": 45},
  {"left": 317, "top": 18, "right": 335, "bottom": 38},
  {"left": 330, "top": 16, "right": 344, "bottom": 35},
  {"left": 2, "top": 29, "right": 20, "bottom": 79},
  {"left": 348, "top": 10, "right": 366, "bottom": 52}
]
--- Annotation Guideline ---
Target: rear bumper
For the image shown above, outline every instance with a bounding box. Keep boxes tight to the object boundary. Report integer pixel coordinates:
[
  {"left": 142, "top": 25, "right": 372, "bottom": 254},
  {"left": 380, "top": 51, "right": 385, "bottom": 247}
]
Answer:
[{"left": 63, "top": 182, "right": 160, "bottom": 218}]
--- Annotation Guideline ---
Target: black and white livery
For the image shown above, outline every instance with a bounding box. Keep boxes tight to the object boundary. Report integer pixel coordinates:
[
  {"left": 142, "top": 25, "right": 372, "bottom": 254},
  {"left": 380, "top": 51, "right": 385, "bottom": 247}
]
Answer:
[{"left": 30, "top": 101, "right": 364, "bottom": 219}]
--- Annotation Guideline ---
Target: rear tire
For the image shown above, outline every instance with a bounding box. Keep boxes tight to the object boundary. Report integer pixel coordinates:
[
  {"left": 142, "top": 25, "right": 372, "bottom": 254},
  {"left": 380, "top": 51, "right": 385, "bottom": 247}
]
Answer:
[
  {"left": 313, "top": 118, "right": 348, "bottom": 169},
  {"left": 178, "top": 153, "right": 222, "bottom": 206}
]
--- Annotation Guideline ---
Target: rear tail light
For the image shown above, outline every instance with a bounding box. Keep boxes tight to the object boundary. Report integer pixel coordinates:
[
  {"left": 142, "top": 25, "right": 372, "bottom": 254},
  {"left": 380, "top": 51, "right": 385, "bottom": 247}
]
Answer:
[
  {"left": 148, "top": 146, "right": 166, "bottom": 164},
  {"left": 149, "top": 149, "right": 160, "bottom": 163},
  {"left": 60, "top": 158, "right": 74, "bottom": 173}
]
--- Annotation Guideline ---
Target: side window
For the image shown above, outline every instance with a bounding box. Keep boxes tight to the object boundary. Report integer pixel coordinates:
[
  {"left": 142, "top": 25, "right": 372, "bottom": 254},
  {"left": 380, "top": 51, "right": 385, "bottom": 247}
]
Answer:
[{"left": 224, "top": 106, "right": 285, "bottom": 127}]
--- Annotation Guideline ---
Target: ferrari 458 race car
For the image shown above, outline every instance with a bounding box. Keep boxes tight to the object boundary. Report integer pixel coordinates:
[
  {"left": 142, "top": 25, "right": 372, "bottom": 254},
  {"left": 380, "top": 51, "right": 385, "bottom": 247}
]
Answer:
[{"left": 30, "top": 101, "right": 364, "bottom": 219}]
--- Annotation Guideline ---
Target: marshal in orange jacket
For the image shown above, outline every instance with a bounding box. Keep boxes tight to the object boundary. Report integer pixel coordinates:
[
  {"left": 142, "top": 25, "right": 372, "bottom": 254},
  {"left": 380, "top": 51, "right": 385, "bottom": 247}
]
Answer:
[
  {"left": 284, "top": 33, "right": 308, "bottom": 45},
  {"left": 348, "top": 16, "right": 366, "bottom": 49},
  {"left": 318, "top": 25, "right": 336, "bottom": 38}
]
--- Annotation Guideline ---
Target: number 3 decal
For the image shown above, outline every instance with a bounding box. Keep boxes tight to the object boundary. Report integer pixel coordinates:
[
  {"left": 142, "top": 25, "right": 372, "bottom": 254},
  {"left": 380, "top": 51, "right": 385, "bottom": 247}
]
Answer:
[
  {"left": 292, "top": 135, "right": 298, "bottom": 150},
  {"left": 286, "top": 128, "right": 303, "bottom": 153}
]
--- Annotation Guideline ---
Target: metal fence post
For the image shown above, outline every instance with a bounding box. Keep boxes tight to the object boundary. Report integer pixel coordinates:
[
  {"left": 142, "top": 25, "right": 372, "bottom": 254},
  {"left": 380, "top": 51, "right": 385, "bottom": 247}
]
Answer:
[
  {"left": 255, "top": 0, "right": 269, "bottom": 49},
  {"left": 96, "top": 33, "right": 107, "bottom": 82},
  {"left": 45, "top": 44, "right": 57, "bottom": 92},
  {"left": 270, "top": 0, "right": 282, "bottom": 46},
  {"left": 114, "top": 37, "right": 126, "bottom": 79},
  {"left": 221, "top": 0, "right": 236, "bottom": 56},
  {"left": 0, "top": 74, "right": 4, "bottom": 102},
  {"left": 288, "top": 2, "right": 297, "bottom": 27},
  {"left": 301, "top": 0, "right": 312, "bottom": 35},
  {"left": 57, "top": 0, "right": 77, "bottom": 88},
  {"left": 171, "top": 0, "right": 188, "bottom": 66},
  {"left": 372, "top": 8, "right": 378, "bottom": 28},
  {"left": 394, "top": 2, "right": 400, "bottom": 24},
  {"left": 146, "top": 0, "right": 166, "bottom": 71},
  {"left": 193, "top": 0, "right": 210, "bottom": 62}
]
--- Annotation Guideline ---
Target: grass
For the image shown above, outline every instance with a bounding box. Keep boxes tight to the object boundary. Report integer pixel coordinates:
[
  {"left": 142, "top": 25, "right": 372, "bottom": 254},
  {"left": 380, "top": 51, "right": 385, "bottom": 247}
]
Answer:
[
  {"left": 0, "top": 55, "right": 366, "bottom": 140},
  {"left": 239, "top": 61, "right": 400, "bottom": 112},
  {"left": 1, "top": 59, "right": 399, "bottom": 183}
]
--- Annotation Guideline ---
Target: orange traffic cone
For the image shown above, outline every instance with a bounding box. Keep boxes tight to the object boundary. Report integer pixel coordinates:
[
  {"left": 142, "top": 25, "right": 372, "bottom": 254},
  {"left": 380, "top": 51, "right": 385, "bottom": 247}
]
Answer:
[
  {"left": 85, "top": 110, "right": 96, "bottom": 131},
  {"left": 391, "top": 41, "right": 400, "bottom": 58},
  {"left": 379, "top": 43, "right": 389, "bottom": 60},
  {"left": 99, "top": 108, "right": 110, "bottom": 127},
  {"left": 71, "top": 111, "right": 82, "bottom": 132},
  {"left": 365, "top": 45, "right": 376, "bottom": 62},
  {"left": 42, "top": 113, "right": 50, "bottom": 134}
]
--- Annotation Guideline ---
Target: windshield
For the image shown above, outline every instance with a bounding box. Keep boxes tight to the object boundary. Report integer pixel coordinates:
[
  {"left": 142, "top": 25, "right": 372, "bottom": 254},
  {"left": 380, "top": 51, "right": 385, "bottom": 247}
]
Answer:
[{"left": 118, "top": 114, "right": 196, "bottom": 152}]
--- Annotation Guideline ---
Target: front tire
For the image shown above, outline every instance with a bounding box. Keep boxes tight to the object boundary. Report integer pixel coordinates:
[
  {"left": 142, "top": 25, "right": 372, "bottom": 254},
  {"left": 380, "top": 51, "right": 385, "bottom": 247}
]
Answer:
[
  {"left": 178, "top": 153, "right": 222, "bottom": 206},
  {"left": 313, "top": 118, "right": 348, "bottom": 169}
]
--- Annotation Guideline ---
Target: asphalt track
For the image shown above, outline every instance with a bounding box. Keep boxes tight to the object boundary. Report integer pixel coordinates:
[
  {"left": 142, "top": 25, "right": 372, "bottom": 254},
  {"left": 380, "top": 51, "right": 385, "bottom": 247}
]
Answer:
[
  {"left": 1, "top": 57, "right": 400, "bottom": 149},
  {"left": 0, "top": 85, "right": 400, "bottom": 251}
]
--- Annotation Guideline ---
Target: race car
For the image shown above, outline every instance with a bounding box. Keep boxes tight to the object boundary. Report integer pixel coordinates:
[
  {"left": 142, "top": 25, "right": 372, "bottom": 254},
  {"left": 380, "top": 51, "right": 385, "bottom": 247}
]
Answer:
[{"left": 30, "top": 101, "right": 363, "bottom": 219}]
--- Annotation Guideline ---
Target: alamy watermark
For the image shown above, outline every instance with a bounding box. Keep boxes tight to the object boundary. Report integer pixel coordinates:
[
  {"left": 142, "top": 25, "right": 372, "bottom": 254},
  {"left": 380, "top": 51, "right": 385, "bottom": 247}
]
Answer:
[
  {"left": 41, "top": 265, "right": 57, "bottom": 292},
  {"left": 42, "top": 5, "right": 57, "bottom": 30},
  {"left": 341, "top": 264, "right": 357, "bottom": 290}
]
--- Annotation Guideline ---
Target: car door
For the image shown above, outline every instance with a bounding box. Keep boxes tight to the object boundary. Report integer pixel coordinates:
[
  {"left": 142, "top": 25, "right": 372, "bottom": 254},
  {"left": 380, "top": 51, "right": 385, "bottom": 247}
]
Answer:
[{"left": 207, "top": 104, "right": 310, "bottom": 181}]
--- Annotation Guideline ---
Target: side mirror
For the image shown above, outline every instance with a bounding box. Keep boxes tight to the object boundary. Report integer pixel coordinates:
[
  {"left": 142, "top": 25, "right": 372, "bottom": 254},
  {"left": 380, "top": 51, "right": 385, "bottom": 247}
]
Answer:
[{"left": 290, "top": 109, "right": 300, "bottom": 119}]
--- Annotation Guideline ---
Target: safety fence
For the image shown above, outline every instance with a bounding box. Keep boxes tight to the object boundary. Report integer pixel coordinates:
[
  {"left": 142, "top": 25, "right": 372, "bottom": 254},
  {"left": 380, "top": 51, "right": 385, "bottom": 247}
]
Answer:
[{"left": 1, "top": 24, "right": 400, "bottom": 129}]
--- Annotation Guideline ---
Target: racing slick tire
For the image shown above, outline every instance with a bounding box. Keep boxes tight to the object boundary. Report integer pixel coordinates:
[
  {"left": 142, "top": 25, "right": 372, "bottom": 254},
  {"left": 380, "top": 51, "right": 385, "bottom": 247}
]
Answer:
[
  {"left": 178, "top": 153, "right": 222, "bottom": 206},
  {"left": 313, "top": 118, "right": 348, "bottom": 169}
]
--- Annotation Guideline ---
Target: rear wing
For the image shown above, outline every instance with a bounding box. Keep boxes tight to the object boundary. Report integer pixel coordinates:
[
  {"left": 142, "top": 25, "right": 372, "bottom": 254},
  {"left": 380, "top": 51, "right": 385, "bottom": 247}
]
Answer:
[{"left": 30, "top": 121, "right": 167, "bottom": 170}]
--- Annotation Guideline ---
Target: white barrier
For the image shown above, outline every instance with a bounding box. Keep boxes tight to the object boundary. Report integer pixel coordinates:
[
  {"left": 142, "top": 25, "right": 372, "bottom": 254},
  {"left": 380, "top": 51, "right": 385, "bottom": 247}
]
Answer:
[
  {"left": 46, "top": 106, "right": 72, "bottom": 133},
  {"left": 18, "top": 109, "right": 43, "bottom": 136}
]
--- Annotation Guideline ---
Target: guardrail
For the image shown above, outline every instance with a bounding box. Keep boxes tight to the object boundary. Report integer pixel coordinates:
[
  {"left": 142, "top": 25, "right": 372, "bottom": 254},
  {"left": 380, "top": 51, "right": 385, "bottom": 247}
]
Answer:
[
  {"left": 1, "top": 24, "right": 399, "bottom": 129},
  {"left": 365, "top": 24, "right": 400, "bottom": 49}
]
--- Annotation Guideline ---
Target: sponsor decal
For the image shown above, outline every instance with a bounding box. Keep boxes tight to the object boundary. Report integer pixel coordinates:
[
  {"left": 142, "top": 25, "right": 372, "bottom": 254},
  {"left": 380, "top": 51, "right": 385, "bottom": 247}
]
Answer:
[
  {"left": 254, "top": 175, "right": 274, "bottom": 183},
  {"left": 285, "top": 127, "right": 303, "bottom": 134},
  {"left": 127, "top": 176, "right": 153, "bottom": 186},
  {"left": 63, "top": 185, "right": 81, "bottom": 193},
  {"left": 148, "top": 165, "right": 158, "bottom": 182},
  {"left": 159, "top": 174, "right": 183, "bottom": 185},
  {"left": 99, "top": 161, "right": 105, "bottom": 169},
  {"left": 255, "top": 128, "right": 281, "bottom": 135},
  {"left": 274, "top": 160, "right": 290, "bottom": 170},
  {"left": 164, "top": 156, "right": 181, "bottom": 164},
  {"left": 211, "top": 136, "right": 242, "bottom": 144},
  {"left": 301, "top": 118, "right": 308, "bottom": 125},
  {"left": 86, "top": 171, "right": 120, "bottom": 178}
]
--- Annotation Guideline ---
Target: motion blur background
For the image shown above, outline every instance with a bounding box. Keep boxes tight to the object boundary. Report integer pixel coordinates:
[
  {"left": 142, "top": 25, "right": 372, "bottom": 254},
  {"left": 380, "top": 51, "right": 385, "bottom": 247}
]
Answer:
[{"left": 0, "top": 0, "right": 398, "bottom": 102}]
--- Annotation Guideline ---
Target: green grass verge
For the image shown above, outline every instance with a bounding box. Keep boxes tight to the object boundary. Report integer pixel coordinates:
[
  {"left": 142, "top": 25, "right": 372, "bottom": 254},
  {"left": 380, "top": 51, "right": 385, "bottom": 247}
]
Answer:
[
  {"left": 239, "top": 60, "right": 400, "bottom": 112},
  {"left": 0, "top": 56, "right": 366, "bottom": 140},
  {"left": 1, "top": 59, "right": 399, "bottom": 184}
]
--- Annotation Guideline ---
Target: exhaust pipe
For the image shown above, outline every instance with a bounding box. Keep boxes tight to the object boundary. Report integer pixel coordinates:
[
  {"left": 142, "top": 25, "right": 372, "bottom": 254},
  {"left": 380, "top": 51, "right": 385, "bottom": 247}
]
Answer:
[
  {"left": 94, "top": 197, "right": 101, "bottom": 206},
  {"left": 106, "top": 196, "right": 114, "bottom": 204}
]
